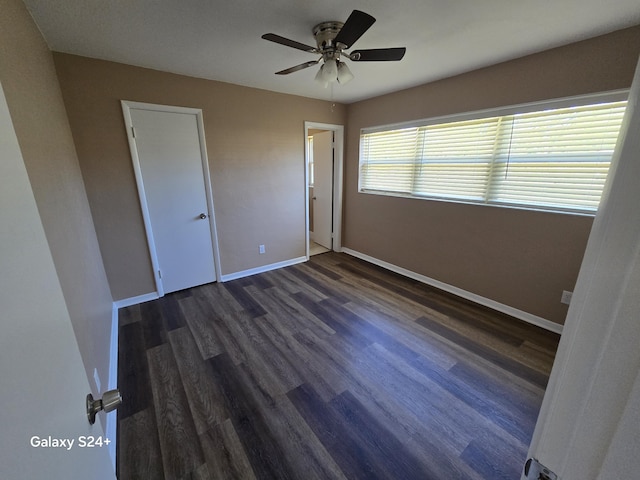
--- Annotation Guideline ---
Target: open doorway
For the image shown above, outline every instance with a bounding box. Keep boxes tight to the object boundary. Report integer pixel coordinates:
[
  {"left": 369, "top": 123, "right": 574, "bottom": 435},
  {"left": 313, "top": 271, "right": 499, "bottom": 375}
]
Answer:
[{"left": 304, "top": 122, "right": 344, "bottom": 259}]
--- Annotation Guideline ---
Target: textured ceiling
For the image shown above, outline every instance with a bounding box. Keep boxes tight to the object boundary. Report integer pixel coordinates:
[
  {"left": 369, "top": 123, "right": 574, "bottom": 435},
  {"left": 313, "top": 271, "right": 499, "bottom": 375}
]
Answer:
[{"left": 23, "top": 0, "right": 640, "bottom": 103}]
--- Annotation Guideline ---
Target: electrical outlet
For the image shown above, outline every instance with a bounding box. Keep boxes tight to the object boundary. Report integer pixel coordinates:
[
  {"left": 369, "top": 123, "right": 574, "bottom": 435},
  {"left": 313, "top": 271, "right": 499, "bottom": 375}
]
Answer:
[
  {"left": 259, "top": 244, "right": 265, "bottom": 254},
  {"left": 561, "top": 290, "right": 573, "bottom": 305}
]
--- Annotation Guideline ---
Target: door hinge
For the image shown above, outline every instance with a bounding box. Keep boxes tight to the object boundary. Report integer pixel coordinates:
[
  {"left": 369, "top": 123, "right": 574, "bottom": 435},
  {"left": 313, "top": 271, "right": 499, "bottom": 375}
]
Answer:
[
  {"left": 131, "top": 126, "right": 137, "bottom": 138},
  {"left": 158, "top": 270, "right": 162, "bottom": 279},
  {"left": 524, "top": 458, "right": 558, "bottom": 480}
]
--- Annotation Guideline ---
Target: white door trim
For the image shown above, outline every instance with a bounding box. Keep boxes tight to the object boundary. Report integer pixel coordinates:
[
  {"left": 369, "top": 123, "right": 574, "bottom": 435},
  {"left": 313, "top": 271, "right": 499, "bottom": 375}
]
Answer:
[
  {"left": 121, "top": 100, "right": 222, "bottom": 296},
  {"left": 304, "top": 121, "right": 344, "bottom": 259}
]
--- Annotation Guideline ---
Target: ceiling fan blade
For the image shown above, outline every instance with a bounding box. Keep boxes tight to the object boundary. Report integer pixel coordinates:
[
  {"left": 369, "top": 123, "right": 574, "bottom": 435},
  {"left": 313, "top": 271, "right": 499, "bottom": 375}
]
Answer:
[
  {"left": 261, "top": 33, "right": 317, "bottom": 53},
  {"left": 350, "top": 47, "right": 406, "bottom": 61},
  {"left": 333, "top": 10, "right": 376, "bottom": 49},
  {"left": 275, "top": 59, "right": 320, "bottom": 75}
]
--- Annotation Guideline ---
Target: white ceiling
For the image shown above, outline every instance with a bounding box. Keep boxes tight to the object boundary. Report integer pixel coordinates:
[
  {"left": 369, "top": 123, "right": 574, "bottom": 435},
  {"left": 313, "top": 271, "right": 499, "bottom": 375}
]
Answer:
[{"left": 23, "top": 0, "right": 640, "bottom": 104}]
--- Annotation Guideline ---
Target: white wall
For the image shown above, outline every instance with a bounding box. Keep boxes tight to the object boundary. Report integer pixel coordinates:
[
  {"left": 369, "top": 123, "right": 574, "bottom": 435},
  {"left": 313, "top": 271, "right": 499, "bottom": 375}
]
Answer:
[{"left": 0, "top": 82, "right": 114, "bottom": 478}]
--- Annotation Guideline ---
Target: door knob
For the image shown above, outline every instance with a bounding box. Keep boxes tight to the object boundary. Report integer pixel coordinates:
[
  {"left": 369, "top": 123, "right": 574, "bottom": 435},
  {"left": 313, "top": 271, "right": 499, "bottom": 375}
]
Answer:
[
  {"left": 199, "top": 213, "right": 207, "bottom": 219},
  {"left": 87, "top": 389, "right": 122, "bottom": 425}
]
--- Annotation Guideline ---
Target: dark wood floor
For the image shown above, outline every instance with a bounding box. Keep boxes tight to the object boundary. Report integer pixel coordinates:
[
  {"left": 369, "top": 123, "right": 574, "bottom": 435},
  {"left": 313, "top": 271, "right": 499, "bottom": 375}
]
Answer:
[{"left": 117, "top": 252, "right": 559, "bottom": 480}]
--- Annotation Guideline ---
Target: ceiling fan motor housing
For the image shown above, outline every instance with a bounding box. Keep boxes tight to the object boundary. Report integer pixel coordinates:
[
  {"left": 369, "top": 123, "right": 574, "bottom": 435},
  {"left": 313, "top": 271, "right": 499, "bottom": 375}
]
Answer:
[{"left": 313, "top": 21, "right": 344, "bottom": 61}]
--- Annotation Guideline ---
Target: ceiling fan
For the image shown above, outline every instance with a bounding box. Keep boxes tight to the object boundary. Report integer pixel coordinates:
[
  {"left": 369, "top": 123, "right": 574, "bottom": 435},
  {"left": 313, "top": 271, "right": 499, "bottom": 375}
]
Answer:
[{"left": 261, "top": 10, "right": 406, "bottom": 87}]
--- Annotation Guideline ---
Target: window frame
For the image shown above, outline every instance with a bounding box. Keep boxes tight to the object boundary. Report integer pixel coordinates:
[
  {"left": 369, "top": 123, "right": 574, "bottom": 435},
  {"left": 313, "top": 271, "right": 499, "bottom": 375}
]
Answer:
[{"left": 358, "top": 90, "right": 629, "bottom": 216}]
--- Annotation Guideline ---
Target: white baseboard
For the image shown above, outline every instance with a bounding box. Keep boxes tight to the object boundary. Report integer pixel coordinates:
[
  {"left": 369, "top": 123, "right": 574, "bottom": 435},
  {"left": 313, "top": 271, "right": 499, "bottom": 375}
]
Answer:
[
  {"left": 113, "top": 292, "right": 159, "bottom": 309},
  {"left": 341, "top": 248, "right": 563, "bottom": 335},
  {"left": 221, "top": 256, "right": 307, "bottom": 282}
]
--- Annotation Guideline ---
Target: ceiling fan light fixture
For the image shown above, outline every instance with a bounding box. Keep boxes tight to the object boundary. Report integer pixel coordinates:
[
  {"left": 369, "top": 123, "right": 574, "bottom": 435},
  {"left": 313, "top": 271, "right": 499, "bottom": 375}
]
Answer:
[
  {"left": 323, "top": 58, "right": 338, "bottom": 81},
  {"left": 263, "top": 10, "right": 406, "bottom": 87},
  {"left": 337, "top": 61, "right": 354, "bottom": 84},
  {"left": 315, "top": 58, "right": 339, "bottom": 88},
  {"left": 314, "top": 63, "right": 328, "bottom": 87}
]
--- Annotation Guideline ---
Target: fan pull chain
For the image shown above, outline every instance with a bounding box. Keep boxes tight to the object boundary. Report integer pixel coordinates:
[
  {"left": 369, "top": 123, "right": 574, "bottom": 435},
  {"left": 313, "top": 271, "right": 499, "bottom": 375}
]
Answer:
[{"left": 330, "top": 84, "right": 335, "bottom": 112}]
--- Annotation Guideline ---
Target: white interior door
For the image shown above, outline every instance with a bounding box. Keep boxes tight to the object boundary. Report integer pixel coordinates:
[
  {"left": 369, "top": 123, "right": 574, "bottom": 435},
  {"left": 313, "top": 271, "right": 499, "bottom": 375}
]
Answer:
[
  {"left": 312, "top": 131, "right": 333, "bottom": 249},
  {"left": 0, "top": 82, "right": 115, "bottom": 479},
  {"left": 125, "top": 103, "right": 218, "bottom": 294},
  {"left": 523, "top": 60, "right": 640, "bottom": 479}
]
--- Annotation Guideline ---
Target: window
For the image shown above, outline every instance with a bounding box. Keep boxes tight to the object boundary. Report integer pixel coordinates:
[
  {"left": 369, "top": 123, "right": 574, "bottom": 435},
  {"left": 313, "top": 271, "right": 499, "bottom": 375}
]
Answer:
[
  {"left": 308, "top": 135, "right": 314, "bottom": 186},
  {"left": 359, "top": 94, "right": 627, "bottom": 213}
]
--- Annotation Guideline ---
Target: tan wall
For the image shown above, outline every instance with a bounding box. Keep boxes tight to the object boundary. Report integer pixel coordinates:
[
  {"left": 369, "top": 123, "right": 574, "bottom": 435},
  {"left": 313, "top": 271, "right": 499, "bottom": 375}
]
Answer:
[
  {"left": 53, "top": 53, "right": 347, "bottom": 300},
  {"left": 344, "top": 25, "right": 640, "bottom": 325},
  {"left": 0, "top": 0, "right": 114, "bottom": 396}
]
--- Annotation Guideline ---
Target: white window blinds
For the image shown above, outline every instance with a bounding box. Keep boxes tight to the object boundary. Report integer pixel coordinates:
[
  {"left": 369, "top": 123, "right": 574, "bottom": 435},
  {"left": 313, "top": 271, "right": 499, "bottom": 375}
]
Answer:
[{"left": 359, "top": 98, "right": 627, "bottom": 213}]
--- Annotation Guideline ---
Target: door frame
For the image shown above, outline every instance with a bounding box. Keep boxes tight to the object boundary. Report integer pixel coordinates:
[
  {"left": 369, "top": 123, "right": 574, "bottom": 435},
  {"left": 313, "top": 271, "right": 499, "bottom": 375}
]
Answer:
[
  {"left": 304, "top": 121, "right": 344, "bottom": 259},
  {"left": 121, "top": 100, "right": 222, "bottom": 296}
]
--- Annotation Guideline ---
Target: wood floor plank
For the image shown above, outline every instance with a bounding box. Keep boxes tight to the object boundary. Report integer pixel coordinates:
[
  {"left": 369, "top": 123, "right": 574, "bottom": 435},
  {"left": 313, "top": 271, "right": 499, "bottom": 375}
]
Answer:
[
  {"left": 194, "top": 301, "right": 249, "bottom": 366},
  {"left": 118, "top": 408, "right": 165, "bottom": 480},
  {"left": 193, "top": 281, "right": 244, "bottom": 317},
  {"left": 199, "top": 419, "right": 257, "bottom": 480},
  {"left": 519, "top": 339, "right": 558, "bottom": 370},
  {"left": 365, "top": 341, "right": 531, "bottom": 455},
  {"left": 266, "top": 267, "right": 328, "bottom": 302},
  {"left": 291, "top": 292, "right": 372, "bottom": 350},
  {"left": 288, "top": 263, "right": 352, "bottom": 304},
  {"left": 293, "top": 317, "right": 483, "bottom": 479},
  {"left": 139, "top": 299, "right": 168, "bottom": 350},
  {"left": 330, "top": 262, "right": 452, "bottom": 324},
  {"left": 255, "top": 314, "right": 341, "bottom": 402},
  {"left": 343, "top": 301, "right": 458, "bottom": 370},
  {"left": 117, "top": 251, "right": 559, "bottom": 480},
  {"left": 303, "top": 259, "right": 343, "bottom": 281},
  {"left": 460, "top": 433, "right": 526, "bottom": 480},
  {"left": 119, "top": 303, "right": 141, "bottom": 327},
  {"left": 336, "top": 259, "right": 532, "bottom": 353},
  {"left": 263, "top": 393, "right": 349, "bottom": 480},
  {"left": 147, "top": 344, "right": 205, "bottom": 480},
  {"left": 409, "top": 354, "right": 537, "bottom": 445},
  {"left": 178, "top": 296, "right": 224, "bottom": 360},
  {"left": 168, "top": 327, "right": 228, "bottom": 434},
  {"left": 178, "top": 462, "right": 210, "bottom": 480},
  {"left": 118, "top": 321, "right": 152, "bottom": 420},
  {"left": 449, "top": 360, "right": 545, "bottom": 420},
  {"left": 416, "top": 314, "right": 551, "bottom": 388},
  {"left": 207, "top": 353, "right": 298, "bottom": 480},
  {"left": 157, "top": 294, "right": 187, "bottom": 331},
  {"left": 223, "top": 280, "right": 267, "bottom": 318},
  {"left": 339, "top": 339, "right": 474, "bottom": 453},
  {"left": 320, "top": 298, "right": 422, "bottom": 364},
  {"left": 288, "top": 382, "right": 388, "bottom": 480},
  {"left": 343, "top": 371, "right": 485, "bottom": 480},
  {"left": 291, "top": 328, "right": 352, "bottom": 396},
  {"left": 218, "top": 311, "right": 302, "bottom": 396},
  {"left": 293, "top": 328, "right": 472, "bottom": 458},
  {"left": 335, "top": 261, "right": 449, "bottom": 313},
  {"left": 246, "top": 284, "right": 336, "bottom": 337},
  {"left": 329, "top": 389, "right": 439, "bottom": 480}
]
